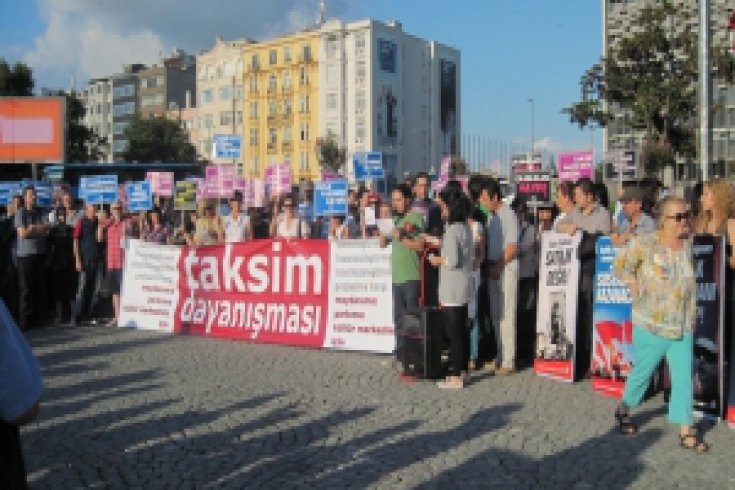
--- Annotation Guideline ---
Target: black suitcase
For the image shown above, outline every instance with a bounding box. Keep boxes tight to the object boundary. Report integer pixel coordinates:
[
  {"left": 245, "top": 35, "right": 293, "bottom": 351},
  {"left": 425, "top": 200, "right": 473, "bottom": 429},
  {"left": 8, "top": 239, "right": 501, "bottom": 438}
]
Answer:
[{"left": 402, "top": 307, "right": 448, "bottom": 379}]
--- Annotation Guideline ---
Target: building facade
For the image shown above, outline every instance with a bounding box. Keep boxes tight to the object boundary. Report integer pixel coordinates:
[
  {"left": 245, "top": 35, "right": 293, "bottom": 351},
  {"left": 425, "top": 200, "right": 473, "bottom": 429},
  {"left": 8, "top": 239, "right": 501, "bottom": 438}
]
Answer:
[
  {"left": 241, "top": 31, "right": 320, "bottom": 181},
  {"left": 196, "top": 36, "right": 254, "bottom": 169},
  {"left": 137, "top": 49, "right": 196, "bottom": 119},
  {"left": 241, "top": 18, "right": 460, "bottom": 184},
  {"left": 603, "top": 0, "right": 735, "bottom": 179},
  {"left": 110, "top": 64, "right": 146, "bottom": 160},
  {"left": 80, "top": 77, "right": 113, "bottom": 162}
]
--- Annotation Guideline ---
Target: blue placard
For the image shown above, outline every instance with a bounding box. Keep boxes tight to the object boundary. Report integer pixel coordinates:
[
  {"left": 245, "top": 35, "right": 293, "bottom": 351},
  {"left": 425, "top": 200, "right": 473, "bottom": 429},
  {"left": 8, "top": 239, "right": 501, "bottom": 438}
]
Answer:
[
  {"left": 17, "top": 180, "right": 52, "bottom": 208},
  {"left": 314, "top": 180, "right": 348, "bottom": 217},
  {"left": 80, "top": 175, "right": 119, "bottom": 205},
  {"left": 125, "top": 181, "right": 153, "bottom": 212},
  {"left": 353, "top": 151, "right": 384, "bottom": 180},
  {"left": 0, "top": 182, "right": 22, "bottom": 206},
  {"left": 213, "top": 134, "right": 242, "bottom": 159}
]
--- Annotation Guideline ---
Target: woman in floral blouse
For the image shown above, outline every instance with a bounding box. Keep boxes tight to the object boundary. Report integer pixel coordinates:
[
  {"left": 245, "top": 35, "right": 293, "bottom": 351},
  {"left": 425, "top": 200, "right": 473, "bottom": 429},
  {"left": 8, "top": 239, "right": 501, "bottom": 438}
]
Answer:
[{"left": 612, "top": 196, "right": 708, "bottom": 452}]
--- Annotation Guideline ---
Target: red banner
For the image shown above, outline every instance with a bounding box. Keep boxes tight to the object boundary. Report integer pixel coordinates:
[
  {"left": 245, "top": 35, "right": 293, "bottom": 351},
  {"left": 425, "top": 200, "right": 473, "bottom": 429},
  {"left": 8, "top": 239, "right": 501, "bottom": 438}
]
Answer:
[{"left": 175, "top": 239, "right": 329, "bottom": 348}]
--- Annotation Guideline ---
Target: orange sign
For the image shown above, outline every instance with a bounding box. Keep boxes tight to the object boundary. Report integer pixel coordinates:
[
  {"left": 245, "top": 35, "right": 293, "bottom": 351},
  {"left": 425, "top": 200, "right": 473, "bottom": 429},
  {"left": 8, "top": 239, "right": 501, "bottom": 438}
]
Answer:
[{"left": 0, "top": 97, "right": 65, "bottom": 163}]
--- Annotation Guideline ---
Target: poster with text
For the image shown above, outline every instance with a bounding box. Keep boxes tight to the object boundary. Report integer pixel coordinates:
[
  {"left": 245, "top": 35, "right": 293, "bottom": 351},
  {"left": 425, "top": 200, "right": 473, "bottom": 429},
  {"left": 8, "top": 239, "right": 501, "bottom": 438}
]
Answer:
[
  {"left": 692, "top": 234, "right": 725, "bottom": 420},
  {"left": 558, "top": 151, "right": 594, "bottom": 183},
  {"left": 119, "top": 239, "right": 180, "bottom": 333},
  {"left": 591, "top": 236, "right": 634, "bottom": 399},
  {"left": 324, "top": 239, "right": 394, "bottom": 353},
  {"left": 534, "top": 231, "right": 582, "bottom": 382}
]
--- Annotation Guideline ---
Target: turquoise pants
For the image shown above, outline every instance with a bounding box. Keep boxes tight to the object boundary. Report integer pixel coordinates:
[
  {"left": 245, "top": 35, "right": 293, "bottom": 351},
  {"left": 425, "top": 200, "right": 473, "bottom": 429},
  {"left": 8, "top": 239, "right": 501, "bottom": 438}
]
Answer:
[{"left": 622, "top": 326, "right": 693, "bottom": 426}]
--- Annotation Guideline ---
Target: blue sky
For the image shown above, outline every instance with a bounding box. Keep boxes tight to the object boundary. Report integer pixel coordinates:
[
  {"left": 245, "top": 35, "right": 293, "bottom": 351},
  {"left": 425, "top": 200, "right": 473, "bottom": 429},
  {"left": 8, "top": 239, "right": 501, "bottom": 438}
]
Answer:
[{"left": 1, "top": 0, "right": 602, "bottom": 166}]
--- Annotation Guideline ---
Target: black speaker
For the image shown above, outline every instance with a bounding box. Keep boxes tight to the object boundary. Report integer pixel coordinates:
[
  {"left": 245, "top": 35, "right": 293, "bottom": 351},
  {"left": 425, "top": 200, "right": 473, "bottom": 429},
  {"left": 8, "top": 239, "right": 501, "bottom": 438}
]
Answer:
[{"left": 402, "top": 308, "right": 447, "bottom": 379}]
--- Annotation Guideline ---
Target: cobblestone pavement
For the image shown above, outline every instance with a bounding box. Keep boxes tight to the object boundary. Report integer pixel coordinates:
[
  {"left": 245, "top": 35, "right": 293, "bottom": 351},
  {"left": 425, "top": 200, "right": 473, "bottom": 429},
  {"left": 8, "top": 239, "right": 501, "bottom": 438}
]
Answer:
[{"left": 20, "top": 325, "right": 735, "bottom": 488}]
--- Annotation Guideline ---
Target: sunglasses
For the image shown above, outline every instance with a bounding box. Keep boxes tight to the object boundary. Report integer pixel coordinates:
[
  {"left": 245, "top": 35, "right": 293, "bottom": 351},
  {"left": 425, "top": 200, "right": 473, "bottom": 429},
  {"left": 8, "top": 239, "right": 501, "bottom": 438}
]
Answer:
[{"left": 665, "top": 212, "right": 690, "bottom": 223}]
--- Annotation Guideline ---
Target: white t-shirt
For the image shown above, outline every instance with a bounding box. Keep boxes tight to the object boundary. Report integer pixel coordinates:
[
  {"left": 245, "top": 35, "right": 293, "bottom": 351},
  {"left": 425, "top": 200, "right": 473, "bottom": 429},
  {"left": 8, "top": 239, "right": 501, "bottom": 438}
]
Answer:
[
  {"left": 276, "top": 217, "right": 308, "bottom": 238},
  {"left": 223, "top": 213, "right": 250, "bottom": 243}
]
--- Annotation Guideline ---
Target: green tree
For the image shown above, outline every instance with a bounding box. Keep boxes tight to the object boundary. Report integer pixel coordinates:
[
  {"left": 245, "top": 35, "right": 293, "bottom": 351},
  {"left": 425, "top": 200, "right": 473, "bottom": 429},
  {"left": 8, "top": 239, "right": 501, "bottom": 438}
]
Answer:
[
  {"left": 0, "top": 58, "right": 34, "bottom": 96},
  {"left": 123, "top": 114, "right": 197, "bottom": 162},
  {"left": 316, "top": 131, "right": 346, "bottom": 173},
  {"left": 563, "top": 1, "right": 735, "bottom": 176}
]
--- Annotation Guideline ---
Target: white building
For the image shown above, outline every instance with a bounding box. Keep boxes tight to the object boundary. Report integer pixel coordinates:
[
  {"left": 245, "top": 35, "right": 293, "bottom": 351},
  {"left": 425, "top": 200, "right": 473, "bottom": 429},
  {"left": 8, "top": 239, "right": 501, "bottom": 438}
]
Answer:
[
  {"left": 316, "top": 19, "right": 461, "bottom": 186},
  {"left": 80, "top": 77, "right": 113, "bottom": 162}
]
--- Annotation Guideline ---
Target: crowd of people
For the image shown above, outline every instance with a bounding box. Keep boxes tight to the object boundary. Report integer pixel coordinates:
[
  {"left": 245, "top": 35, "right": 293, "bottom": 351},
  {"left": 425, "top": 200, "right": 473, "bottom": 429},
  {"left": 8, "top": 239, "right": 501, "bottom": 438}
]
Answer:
[{"left": 2, "top": 171, "right": 734, "bottom": 455}]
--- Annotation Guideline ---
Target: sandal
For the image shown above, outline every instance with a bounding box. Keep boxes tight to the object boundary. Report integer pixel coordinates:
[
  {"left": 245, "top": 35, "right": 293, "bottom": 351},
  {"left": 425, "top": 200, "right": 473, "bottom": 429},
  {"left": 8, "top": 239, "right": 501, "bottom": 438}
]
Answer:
[
  {"left": 679, "top": 432, "right": 709, "bottom": 453},
  {"left": 614, "top": 408, "right": 638, "bottom": 435}
]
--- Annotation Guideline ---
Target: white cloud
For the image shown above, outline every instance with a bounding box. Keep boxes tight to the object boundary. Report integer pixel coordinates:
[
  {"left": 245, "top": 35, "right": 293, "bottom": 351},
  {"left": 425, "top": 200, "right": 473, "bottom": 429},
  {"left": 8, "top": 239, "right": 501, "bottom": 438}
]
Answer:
[
  {"left": 532, "top": 136, "right": 562, "bottom": 153},
  {"left": 24, "top": 0, "right": 362, "bottom": 89}
]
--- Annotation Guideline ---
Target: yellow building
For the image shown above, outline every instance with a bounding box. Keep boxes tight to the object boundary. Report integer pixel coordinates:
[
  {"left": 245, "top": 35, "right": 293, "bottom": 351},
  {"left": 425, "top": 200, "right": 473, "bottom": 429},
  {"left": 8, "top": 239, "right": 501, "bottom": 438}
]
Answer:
[{"left": 242, "top": 31, "right": 320, "bottom": 182}]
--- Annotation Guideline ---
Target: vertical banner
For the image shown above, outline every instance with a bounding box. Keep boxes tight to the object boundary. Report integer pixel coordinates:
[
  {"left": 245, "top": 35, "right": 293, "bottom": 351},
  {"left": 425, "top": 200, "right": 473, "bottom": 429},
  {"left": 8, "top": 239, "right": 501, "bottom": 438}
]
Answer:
[
  {"left": 534, "top": 231, "right": 582, "bottom": 382},
  {"left": 692, "top": 234, "right": 725, "bottom": 420},
  {"left": 590, "top": 236, "right": 634, "bottom": 398},
  {"left": 119, "top": 239, "right": 180, "bottom": 333},
  {"left": 175, "top": 240, "right": 329, "bottom": 348},
  {"left": 324, "top": 239, "right": 394, "bottom": 352}
]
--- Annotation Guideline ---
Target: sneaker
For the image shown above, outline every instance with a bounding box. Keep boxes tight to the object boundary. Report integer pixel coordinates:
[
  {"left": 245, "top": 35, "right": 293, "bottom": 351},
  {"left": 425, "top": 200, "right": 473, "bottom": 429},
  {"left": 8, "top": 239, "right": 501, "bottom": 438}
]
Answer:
[
  {"left": 436, "top": 379, "right": 465, "bottom": 389},
  {"left": 496, "top": 366, "right": 516, "bottom": 376}
]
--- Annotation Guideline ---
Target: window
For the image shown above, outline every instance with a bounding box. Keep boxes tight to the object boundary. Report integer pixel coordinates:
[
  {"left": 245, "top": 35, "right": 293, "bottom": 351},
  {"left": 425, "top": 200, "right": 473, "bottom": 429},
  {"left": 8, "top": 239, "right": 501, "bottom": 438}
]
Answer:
[
  {"left": 302, "top": 45, "right": 311, "bottom": 62},
  {"left": 300, "top": 123, "right": 309, "bottom": 141},
  {"left": 355, "top": 95, "right": 365, "bottom": 114},
  {"left": 326, "top": 64, "right": 338, "bottom": 84},
  {"left": 326, "top": 39, "right": 338, "bottom": 58},
  {"left": 354, "top": 32, "right": 365, "bottom": 49},
  {"left": 269, "top": 49, "right": 277, "bottom": 65},
  {"left": 355, "top": 62, "right": 365, "bottom": 79},
  {"left": 112, "top": 122, "right": 129, "bottom": 135},
  {"left": 235, "top": 84, "right": 243, "bottom": 101},
  {"left": 269, "top": 128, "right": 277, "bottom": 146},
  {"left": 250, "top": 157, "right": 258, "bottom": 174},
  {"left": 284, "top": 153, "right": 292, "bottom": 165},
  {"left": 249, "top": 128, "right": 259, "bottom": 145},
  {"left": 268, "top": 74, "right": 277, "bottom": 93},
  {"left": 249, "top": 102, "right": 258, "bottom": 118},
  {"left": 326, "top": 93, "right": 337, "bottom": 111},
  {"left": 283, "top": 127, "right": 292, "bottom": 143},
  {"left": 201, "top": 139, "right": 212, "bottom": 156},
  {"left": 283, "top": 72, "right": 292, "bottom": 90},
  {"left": 236, "top": 111, "right": 243, "bottom": 124},
  {"left": 268, "top": 101, "right": 277, "bottom": 118},
  {"left": 219, "top": 86, "right": 231, "bottom": 100},
  {"left": 284, "top": 99, "right": 292, "bottom": 115},
  {"left": 220, "top": 111, "right": 233, "bottom": 127},
  {"left": 251, "top": 54, "right": 260, "bottom": 70},
  {"left": 299, "top": 151, "right": 309, "bottom": 171},
  {"left": 203, "top": 113, "right": 214, "bottom": 129},
  {"left": 355, "top": 122, "right": 365, "bottom": 141},
  {"left": 112, "top": 101, "right": 135, "bottom": 116},
  {"left": 201, "top": 89, "right": 214, "bottom": 104},
  {"left": 141, "top": 93, "right": 164, "bottom": 107},
  {"left": 299, "top": 66, "right": 308, "bottom": 85},
  {"left": 112, "top": 140, "right": 129, "bottom": 153},
  {"left": 299, "top": 95, "right": 309, "bottom": 113},
  {"left": 249, "top": 75, "right": 258, "bottom": 92},
  {"left": 284, "top": 47, "right": 292, "bottom": 62},
  {"left": 96, "top": 103, "right": 102, "bottom": 114},
  {"left": 113, "top": 84, "right": 135, "bottom": 98}
]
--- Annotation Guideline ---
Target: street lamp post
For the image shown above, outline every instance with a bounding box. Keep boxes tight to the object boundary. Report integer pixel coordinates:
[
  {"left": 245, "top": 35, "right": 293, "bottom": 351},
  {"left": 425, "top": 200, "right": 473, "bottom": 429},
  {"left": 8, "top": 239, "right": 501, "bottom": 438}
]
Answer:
[{"left": 528, "top": 98, "right": 535, "bottom": 158}]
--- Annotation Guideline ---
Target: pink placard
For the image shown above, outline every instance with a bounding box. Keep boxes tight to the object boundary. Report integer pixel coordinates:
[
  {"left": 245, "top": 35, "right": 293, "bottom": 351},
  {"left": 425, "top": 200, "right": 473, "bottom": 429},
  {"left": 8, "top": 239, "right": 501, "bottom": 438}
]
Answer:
[
  {"left": 558, "top": 151, "right": 594, "bottom": 183},
  {"left": 265, "top": 163, "right": 292, "bottom": 196},
  {"left": 243, "top": 180, "right": 265, "bottom": 208},
  {"left": 146, "top": 171, "right": 174, "bottom": 197},
  {"left": 205, "top": 165, "right": 237, "bottom": 198}
]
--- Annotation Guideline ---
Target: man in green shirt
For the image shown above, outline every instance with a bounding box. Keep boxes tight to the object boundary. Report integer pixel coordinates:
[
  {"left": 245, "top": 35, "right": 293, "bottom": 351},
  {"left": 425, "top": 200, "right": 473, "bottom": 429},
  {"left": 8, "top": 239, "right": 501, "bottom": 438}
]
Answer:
[{"left": 389, "top": 184, "right": 425, "bottom": 364}]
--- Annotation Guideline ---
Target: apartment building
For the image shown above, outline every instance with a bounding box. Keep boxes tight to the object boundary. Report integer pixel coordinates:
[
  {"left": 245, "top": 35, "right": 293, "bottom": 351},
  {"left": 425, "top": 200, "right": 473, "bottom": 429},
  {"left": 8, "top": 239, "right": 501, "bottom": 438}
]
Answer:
[
  {"left": 195, "top": 36, "right": 254, "bottom": 169},
  {"left": 240, "top": 18, "right": 460, "bottom": 184},
  {"left": 603, "top": 0, "right": 735, "bottom": 178},
  {"left": 137, "top": 49, "right": 196, "bottom": 119},
  {"left": 110, "top": 64, "right": 146, "bottom": 160},
  {"left": 241, "top": 31, "right": 320, "bottom": 180},
  {"left": 80, "top": 77, "right": 113, "bottom": 162}
]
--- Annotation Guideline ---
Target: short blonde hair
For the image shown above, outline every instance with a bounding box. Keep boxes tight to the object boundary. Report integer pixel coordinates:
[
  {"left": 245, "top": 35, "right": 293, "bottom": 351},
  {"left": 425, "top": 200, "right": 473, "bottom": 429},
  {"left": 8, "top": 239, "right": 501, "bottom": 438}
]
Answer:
[{"left": 657, "top": 195, "right": 686, "bottom": 229}]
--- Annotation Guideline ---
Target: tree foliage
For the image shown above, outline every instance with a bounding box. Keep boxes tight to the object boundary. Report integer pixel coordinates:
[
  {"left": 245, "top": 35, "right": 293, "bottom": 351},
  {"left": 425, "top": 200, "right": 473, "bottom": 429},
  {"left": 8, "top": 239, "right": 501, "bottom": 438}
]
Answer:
[
  {"left": 42, "top": 90, "right": 107, "bottom": 162},
  {"left": 123, "top": 114, "right": 197, "bottom": 163},
  {"left": 316, "top": 131, "right": 346, "bottom": 173},
  {"left": 563, "top": 1, "right": 735, "bottom": 176},
  {"left": 0, "top": 58, "right": 34, "bottom": 96}
]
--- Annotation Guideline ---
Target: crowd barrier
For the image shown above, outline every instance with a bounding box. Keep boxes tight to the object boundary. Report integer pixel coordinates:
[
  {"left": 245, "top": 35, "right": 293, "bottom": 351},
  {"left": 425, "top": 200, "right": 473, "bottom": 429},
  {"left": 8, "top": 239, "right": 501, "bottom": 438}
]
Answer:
[{"left": 119, "top": 238, "right": 395, "bottom": 354}]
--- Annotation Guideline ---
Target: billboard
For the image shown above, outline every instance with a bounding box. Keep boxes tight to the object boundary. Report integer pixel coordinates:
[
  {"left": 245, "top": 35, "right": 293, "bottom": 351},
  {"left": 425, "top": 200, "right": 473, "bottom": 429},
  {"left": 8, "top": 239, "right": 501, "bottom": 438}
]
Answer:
[
  {"left": 440, "top": 59, "right": 457, "bottom": 155},
  {"left": 0, "top": 97, "right": 65, "bottom": 163}
]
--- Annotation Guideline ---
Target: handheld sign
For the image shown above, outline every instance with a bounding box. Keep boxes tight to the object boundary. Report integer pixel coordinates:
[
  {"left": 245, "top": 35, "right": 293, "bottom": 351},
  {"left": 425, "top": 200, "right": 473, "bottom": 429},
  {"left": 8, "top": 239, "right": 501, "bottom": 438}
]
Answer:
[
  {"left": 125, "top": 181, "right": 153, "bottom": 212},
  {"left": 314, "top": 180, "right": 348, "bottom": 217}
]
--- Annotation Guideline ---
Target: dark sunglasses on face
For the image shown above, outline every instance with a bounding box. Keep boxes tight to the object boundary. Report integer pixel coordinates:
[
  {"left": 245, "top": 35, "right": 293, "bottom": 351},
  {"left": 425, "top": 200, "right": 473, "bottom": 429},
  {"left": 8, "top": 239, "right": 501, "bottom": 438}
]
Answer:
[{"left": 665, "top": 212, "right": 690, "bottom": 223}]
